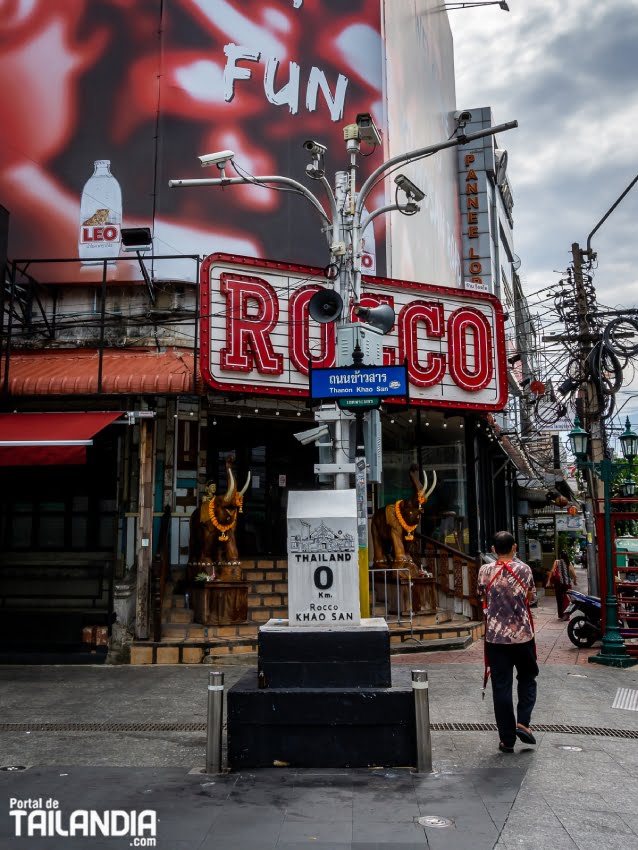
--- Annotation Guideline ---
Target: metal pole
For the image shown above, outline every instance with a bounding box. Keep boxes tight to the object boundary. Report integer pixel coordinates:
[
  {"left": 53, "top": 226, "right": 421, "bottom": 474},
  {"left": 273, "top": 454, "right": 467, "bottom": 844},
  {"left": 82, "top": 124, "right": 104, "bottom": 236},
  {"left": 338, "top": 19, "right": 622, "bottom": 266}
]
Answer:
[
  {"left": 589, "top": 461, "right": 636, "bottom": 667},
  {"left": 412, "top": 670, "right": 432, "bottom": 773},
  {"left": 206, "top": 670, "right": 224, "bottom": 773}
]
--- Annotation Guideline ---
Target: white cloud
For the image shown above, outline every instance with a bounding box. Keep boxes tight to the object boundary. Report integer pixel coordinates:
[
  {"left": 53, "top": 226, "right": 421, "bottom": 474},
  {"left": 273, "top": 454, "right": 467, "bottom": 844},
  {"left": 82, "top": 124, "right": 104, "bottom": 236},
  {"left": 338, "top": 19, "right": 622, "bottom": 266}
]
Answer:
[{"left": 450, "top": 0, "right": 638, "bottom": 306}]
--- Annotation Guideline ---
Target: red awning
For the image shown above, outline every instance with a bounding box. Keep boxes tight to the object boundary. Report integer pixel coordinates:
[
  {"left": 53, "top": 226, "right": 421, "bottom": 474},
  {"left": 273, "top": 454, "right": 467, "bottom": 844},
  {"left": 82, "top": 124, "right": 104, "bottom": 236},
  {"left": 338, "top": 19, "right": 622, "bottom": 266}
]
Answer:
[
  {"left": 0, "top": 348, "right": 197, "bottom": 395},
  {"left": 0, "top": 411, "right": 122, "bottom": 466}
]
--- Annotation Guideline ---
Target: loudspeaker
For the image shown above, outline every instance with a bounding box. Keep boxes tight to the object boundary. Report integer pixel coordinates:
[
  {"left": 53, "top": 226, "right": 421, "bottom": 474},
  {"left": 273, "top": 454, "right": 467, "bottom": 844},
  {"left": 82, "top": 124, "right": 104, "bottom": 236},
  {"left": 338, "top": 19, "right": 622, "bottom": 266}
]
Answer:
[
  {"left": 353, "top": 303, "right": 395, "bottom": 334},
  {"left": 308, "top": 288, "right": 343, "bottom": 324}
]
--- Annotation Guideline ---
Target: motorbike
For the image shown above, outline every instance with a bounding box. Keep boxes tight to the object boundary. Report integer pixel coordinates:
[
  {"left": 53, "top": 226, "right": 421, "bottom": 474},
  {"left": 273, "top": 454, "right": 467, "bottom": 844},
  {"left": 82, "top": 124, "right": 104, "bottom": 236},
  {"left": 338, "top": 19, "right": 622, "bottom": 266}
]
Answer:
[{"left": 564, "top": 589, "right": 602, "bottom": 648}]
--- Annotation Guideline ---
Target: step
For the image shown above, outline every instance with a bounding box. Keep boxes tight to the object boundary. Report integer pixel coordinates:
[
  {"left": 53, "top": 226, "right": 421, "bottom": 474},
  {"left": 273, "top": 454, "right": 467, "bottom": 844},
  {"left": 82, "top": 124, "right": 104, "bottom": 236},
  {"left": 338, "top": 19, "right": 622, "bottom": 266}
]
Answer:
[
  {"left": 133, "top": 618, "right": 482, "bottom": 664},
  {"left": 164, "top": 609, "right": 194, "bottom": 624},
  {"left": 391, "top": 635, "right": 473, "bottom": 654},
  {"left": 244, "top": 568, "right": 288, "bottom": 582},
  {"left": 162, "top": 595, "right": 186, "bottom": 610},
  {"left": 130, "top": 636, "right": 259, "bottom": 665},
  {"left": 388, "top": 620, "right": 483, "bottom": 646},
  {"left": 161, "top": 622, "right": 258, "bottom": 640}
]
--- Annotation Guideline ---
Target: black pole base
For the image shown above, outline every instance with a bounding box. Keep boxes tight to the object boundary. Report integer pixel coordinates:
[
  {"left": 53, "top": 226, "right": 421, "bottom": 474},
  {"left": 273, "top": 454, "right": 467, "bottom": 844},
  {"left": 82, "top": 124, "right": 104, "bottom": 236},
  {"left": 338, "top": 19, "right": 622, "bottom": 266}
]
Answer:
[{"left": 588, "top": 653, "right": 638, "bottom": 669}]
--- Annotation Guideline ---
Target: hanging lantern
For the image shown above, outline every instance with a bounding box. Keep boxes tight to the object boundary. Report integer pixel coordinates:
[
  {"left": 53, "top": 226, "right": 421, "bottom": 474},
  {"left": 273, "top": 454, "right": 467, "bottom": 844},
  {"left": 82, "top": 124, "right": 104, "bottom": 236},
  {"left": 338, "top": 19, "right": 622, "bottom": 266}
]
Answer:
[{"left": 567, "top": 505, "right": 578, "bottom": 517}]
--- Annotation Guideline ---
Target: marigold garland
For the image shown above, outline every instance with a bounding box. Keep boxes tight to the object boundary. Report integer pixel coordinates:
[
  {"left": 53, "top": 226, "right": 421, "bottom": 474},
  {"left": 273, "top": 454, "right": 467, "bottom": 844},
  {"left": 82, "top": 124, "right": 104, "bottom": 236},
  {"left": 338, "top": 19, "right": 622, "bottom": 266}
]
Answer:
[
  {"left": 394, "top": 500, "right": 418, "bottom": 540},
  {"left": 207, "top": 496, "right": 236, "bottom": 541}
]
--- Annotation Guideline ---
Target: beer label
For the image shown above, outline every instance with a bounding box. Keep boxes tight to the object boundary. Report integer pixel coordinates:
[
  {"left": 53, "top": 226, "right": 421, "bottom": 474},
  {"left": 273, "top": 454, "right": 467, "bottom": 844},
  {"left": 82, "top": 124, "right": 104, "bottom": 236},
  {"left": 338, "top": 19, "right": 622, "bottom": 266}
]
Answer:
[{"left": 79, "top": 224, "right": 121, "bottom": 244}]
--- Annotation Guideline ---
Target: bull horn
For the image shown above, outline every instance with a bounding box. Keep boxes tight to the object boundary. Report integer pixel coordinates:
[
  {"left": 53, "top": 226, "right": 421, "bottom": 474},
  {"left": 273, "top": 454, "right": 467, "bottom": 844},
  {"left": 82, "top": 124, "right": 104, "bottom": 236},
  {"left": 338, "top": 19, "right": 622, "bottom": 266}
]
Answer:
[
  {"left": 238, "top": 471, "right": 251, "bottom": 497},
  {"left": 424, "top": 469, "right": 437, "bottom": 500},
  {"left": 222, "top": 467, "right": 236, "bottom": 505},
  {"left": 419, "top": 470, "right": 428, "bottom": 498}
]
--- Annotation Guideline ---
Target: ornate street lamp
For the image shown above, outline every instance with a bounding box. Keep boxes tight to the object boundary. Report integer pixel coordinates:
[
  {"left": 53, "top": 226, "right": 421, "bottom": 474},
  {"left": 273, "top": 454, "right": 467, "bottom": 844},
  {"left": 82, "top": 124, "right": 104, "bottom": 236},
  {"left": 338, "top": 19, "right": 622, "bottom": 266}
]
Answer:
[
  {"left": 619, "top": 417, "right": 638, "bottom": 498},
  {"left": 568, "top": 416, "right": 638, "bottom": 667},
  {"left": 619, "top": 417, "right": 638, "bottom": 463}
]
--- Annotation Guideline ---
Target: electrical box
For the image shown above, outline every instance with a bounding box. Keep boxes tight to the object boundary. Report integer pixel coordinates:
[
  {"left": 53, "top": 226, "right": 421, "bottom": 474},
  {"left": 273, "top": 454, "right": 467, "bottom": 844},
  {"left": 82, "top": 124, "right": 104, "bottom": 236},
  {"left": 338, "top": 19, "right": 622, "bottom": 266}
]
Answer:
[{"left": 336, "top": 323, "right": 383, "bottom": 366}]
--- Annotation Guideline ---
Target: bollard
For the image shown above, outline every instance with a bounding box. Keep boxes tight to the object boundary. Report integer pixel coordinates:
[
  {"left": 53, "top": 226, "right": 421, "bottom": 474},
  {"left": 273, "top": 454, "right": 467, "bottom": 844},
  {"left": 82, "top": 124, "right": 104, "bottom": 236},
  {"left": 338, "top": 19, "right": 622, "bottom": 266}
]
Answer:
[
  {"left": 412, "top": 670, "right": 432, "bottom": 773},
  {"left": 206, "top": 671, "right": 224, "bottom": 774}
]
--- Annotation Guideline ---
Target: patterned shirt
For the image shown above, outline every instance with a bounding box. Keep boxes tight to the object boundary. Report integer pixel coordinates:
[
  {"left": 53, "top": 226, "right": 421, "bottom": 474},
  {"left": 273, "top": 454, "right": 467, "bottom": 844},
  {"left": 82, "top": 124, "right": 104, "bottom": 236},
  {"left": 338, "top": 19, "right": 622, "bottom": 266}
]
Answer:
[{"left": 478, "top": 559, "right": 535, "bottom": 644}]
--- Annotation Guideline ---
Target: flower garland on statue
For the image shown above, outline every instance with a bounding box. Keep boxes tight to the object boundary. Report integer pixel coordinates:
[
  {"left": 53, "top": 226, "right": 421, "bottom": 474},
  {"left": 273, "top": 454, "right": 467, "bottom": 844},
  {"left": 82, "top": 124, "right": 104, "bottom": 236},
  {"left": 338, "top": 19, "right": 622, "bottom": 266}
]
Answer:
[
  {"left": 207, "top": 497, "right": 237, "bottom": 541},
  {"left": 394, "top": 493, "right": 426, "bottom": 541}
]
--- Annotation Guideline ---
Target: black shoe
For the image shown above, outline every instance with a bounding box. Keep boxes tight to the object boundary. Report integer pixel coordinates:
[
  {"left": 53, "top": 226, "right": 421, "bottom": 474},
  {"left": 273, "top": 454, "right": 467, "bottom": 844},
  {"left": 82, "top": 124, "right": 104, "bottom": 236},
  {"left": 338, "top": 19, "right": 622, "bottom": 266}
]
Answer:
[
  {"left": 516, "top": 726, "right": 536, "bottom": 745},
  {"left": 499, "top": 742, "right": 515, "bottom": 753}
]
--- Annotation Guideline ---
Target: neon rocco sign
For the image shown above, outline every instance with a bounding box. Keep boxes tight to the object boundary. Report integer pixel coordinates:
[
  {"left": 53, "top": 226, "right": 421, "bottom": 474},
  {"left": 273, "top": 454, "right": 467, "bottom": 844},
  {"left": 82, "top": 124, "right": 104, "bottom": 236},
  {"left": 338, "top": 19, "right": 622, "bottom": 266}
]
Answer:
[{"left": 200, "top": 254, "right": 508, "bottom": 411}]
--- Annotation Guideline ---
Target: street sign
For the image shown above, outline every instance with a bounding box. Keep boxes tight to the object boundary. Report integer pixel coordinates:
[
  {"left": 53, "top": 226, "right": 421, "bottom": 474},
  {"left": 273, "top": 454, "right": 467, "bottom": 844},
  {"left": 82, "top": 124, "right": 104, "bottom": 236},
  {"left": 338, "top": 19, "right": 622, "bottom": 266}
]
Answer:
[
  {"left": 338, "top": 397, "right": 380, "bottom": 410},
  {"left": 310, "top": 364, "right": 408, "bottom": 401}
]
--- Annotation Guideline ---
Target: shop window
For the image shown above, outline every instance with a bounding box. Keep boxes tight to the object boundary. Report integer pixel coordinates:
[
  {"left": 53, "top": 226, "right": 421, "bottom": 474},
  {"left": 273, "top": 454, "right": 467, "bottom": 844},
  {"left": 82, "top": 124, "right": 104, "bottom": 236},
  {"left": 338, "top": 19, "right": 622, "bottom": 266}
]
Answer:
[{"left": 0, "top": 434, "right": 118, "bottom": 552}]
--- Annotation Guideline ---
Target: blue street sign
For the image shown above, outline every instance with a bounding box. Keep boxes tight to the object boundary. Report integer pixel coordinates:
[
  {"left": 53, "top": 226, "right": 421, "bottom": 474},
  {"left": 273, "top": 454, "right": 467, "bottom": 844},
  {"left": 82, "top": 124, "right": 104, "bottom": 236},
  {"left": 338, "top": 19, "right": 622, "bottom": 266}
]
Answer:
[{"left": 310, "top": 364, "right": 408, "bottom": 400}]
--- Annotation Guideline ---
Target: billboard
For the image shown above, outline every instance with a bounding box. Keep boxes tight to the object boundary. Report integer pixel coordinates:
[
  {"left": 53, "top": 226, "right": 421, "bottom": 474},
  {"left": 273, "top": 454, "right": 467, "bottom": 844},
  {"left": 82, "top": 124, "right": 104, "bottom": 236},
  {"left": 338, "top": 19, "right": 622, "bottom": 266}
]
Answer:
[
  {"left": 0, "top": 0, "right": 384, "bottom": 283},
  {"left": 200, "top": 253, "right": 507, "bottom": 410},
  {"left": 383, "top": 1, "right": 462, "bottom": 288}
]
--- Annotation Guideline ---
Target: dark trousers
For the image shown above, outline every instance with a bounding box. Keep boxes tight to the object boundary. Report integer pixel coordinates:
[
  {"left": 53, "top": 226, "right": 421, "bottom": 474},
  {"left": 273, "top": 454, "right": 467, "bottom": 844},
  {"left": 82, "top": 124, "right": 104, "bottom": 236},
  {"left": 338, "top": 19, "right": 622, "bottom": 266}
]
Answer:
[
  {"left": 555, "top": 582, "right": 569, "bottom": 616},
  {"left": 486, "top": 640, "right": 538, "bottom": 748}
]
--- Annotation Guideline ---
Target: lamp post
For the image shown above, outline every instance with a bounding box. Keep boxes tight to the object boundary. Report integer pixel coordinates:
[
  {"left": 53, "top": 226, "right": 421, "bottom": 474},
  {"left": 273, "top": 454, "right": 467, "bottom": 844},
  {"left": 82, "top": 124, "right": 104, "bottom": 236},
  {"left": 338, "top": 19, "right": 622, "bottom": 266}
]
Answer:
[
  {"left": 444, "top": 2, "right": 509, "bottom": 9},
  {"left": 568, "top": 416, "right": 638, "bottom": 667}
]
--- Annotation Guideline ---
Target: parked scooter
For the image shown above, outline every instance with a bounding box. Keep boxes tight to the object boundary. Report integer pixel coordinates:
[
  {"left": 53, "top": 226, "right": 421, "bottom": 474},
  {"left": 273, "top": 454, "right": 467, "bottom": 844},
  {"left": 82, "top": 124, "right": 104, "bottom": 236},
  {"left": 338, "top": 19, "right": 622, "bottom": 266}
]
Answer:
[{"left": 564, "top": 589, "right": 602, "bottom": 648}]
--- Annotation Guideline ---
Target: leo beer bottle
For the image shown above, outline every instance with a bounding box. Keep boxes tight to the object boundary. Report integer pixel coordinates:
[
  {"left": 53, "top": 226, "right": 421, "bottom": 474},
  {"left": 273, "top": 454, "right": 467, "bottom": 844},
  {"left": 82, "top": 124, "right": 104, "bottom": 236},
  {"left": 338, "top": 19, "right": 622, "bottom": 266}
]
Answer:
[{"left": 78, "top": 160, "right": 122, "bottom": 263}]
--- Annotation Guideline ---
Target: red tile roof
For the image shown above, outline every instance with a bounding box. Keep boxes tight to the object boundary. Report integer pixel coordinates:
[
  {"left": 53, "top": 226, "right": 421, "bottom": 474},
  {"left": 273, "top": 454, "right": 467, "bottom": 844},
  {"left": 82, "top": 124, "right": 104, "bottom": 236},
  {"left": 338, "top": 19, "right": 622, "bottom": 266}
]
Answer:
[{"left": 1, "top": 348, "right": 198, "bottom": 395}]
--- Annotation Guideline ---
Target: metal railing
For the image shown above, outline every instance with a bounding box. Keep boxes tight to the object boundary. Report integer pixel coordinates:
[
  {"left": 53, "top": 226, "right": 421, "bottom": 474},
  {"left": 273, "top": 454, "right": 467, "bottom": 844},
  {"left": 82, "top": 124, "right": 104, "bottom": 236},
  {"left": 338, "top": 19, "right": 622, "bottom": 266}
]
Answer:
[{"left": 369, "top": 567, "right": 414, "bottom": 629}]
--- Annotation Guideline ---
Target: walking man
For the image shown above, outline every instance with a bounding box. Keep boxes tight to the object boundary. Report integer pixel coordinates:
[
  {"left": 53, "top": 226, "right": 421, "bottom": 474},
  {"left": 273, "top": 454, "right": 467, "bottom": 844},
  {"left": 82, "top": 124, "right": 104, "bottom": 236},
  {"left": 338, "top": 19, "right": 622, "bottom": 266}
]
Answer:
[{"left": 478, "top": 530, "right": 538, "bottom": 753}]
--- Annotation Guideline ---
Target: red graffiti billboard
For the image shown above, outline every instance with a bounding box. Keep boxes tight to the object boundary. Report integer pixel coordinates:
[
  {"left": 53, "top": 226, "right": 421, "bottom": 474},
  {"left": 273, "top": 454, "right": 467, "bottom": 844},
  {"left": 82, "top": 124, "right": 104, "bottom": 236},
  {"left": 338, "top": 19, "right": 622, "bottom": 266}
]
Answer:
[{"left": 0, "top": 0, "right": 384, "bottom": 283}]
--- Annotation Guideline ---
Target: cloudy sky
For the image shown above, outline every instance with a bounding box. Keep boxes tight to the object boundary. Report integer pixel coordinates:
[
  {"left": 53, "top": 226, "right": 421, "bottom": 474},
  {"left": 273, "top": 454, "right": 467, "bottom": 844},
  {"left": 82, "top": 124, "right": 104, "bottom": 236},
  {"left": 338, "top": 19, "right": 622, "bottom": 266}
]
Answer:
[{"left": 449, "top": 0, "right": 638, "bottom": 311}]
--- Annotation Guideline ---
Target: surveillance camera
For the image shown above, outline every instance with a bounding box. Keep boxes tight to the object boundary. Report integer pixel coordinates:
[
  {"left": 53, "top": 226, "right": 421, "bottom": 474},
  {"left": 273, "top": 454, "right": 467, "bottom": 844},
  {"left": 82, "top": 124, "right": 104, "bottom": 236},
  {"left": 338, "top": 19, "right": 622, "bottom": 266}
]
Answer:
[
  {"left": 454, "top": 110, "right": 472, "bottom": 123},
  {"left": 198, "top": 150, "right": 235, "bottom": 168},
  {"left": 394, "top": 174, "right": 426, "bottom": 203},
  {"left": 303, "top": 140, "right": 327, "bottom": 156},
  {"left": 355, "top": 113, "right": 382, "bottom": 146},
  {"left": 294, "top": 424, "right": 330, "bottom": 446}
]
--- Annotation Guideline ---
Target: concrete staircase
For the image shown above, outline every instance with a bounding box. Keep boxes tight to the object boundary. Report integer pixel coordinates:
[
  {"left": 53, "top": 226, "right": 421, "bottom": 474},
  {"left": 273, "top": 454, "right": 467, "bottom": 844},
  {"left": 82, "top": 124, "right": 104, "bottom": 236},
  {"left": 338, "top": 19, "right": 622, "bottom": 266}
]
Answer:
[{"left": 129, "top": 560, "right": 482, "bottom": 664}]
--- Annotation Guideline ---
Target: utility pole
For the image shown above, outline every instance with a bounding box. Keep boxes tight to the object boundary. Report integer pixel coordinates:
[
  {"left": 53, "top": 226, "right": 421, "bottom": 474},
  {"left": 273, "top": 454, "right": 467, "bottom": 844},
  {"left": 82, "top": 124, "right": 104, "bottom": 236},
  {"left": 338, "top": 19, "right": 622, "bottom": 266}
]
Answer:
[{"left": 572, "top": 242, "right": 600, "bottom": 594}]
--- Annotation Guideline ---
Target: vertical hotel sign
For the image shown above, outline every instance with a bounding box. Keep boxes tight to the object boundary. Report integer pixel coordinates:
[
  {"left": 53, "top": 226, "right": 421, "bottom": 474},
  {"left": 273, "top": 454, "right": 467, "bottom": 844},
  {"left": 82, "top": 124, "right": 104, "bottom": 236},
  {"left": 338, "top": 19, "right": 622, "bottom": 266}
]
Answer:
[{"left": 457, "top": 120, "right": 494, "bottom": 294}]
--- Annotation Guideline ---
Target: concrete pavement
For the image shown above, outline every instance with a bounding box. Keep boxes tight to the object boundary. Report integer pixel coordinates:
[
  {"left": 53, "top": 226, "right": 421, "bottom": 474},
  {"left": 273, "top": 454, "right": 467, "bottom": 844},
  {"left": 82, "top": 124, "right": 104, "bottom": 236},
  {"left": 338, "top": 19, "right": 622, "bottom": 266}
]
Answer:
[{"left": 1, "top": 565, "right": 637, "bottom": 849}]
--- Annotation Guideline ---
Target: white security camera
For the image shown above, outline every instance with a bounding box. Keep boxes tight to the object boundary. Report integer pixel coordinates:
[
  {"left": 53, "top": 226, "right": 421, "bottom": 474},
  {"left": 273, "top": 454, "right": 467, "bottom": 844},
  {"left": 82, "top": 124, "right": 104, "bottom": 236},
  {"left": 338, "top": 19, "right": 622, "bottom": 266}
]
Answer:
[
  {"left": 198, "top": 150, "right": 236, "bottom": 168},
  {"left": 394, "top": 174, "right": 426, "bottom": 203},
  {"left": 454, "top": 110, "right": 472, "bottom": 123},
  {"left": 303, "top": 140, "right": 327, "bottom": 156},
  {"left": 294, "top": 424, "right": 330, "bottom": 446},
  {"left": 355, "top": 113, "right": 382, "bottom": 146}
]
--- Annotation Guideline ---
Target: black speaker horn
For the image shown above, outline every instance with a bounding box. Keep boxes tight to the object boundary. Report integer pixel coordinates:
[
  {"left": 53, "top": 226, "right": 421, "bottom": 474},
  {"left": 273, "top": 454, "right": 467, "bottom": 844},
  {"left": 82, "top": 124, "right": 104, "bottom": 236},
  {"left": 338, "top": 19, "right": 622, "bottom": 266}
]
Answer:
[
  {"left": 308, "top": 288, "right": 343, "bottom": 324},
  {"left": 353, "top": 303, "right": 395, "bottom": 334}
]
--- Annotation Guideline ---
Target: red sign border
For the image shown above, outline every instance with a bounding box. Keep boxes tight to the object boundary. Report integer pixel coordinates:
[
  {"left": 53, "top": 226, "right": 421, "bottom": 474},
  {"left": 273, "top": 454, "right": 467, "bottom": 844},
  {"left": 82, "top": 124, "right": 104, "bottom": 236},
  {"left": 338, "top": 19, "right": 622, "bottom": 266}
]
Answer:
[{"left": 199, "top": 253, "right": 508, "bottom": 411}]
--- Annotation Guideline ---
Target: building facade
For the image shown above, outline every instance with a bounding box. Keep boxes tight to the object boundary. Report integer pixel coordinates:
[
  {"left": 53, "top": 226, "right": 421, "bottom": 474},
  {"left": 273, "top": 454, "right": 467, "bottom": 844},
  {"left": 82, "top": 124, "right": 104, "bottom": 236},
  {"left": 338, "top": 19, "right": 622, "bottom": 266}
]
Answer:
[{"left": 0, "top": 0, "right": 532, "bottom": 659}]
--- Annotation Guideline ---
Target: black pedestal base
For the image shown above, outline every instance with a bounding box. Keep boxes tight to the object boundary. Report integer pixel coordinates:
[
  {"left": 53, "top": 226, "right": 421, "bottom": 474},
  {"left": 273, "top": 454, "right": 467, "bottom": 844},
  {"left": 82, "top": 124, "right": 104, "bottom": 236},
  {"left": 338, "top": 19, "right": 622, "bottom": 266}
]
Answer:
[
  {"left": 258, "top": 618, "right": 391, "bottom": 688},
  {"left": 227, "top": 671, "right": 415, "bottom": 769}
]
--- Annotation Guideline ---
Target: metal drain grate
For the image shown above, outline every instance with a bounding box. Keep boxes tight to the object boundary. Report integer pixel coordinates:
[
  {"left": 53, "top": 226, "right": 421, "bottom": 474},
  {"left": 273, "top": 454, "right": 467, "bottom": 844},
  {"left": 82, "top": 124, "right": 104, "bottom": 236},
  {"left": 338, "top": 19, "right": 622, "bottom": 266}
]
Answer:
[
  {"left": 431, "top": 722, "right": 638, "bottom": 739},
  {"left": 0, "top": 722, "right": 207, "bottom": 732},
  {"left": 0, "top": 721, "right": 636, "bottom": 739}
]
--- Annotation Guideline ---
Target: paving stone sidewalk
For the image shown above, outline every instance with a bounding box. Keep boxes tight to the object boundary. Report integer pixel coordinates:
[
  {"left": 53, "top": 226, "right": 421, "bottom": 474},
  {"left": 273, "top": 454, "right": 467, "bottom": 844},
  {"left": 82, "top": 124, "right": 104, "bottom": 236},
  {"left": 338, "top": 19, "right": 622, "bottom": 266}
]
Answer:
[{"left": 1, "top": 564, "right": 637, "bottom": 849}]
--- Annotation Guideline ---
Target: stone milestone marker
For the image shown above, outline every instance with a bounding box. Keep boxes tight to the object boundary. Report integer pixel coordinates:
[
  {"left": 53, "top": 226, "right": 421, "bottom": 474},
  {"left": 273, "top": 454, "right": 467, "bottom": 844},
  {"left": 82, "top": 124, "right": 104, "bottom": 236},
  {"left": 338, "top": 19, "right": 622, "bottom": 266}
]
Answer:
[
  {"left": 287, "top": 489, "right": 360, "bottom": 627},
  {"left": 227, "top": 489, "right": 416, "bottom": 768}
]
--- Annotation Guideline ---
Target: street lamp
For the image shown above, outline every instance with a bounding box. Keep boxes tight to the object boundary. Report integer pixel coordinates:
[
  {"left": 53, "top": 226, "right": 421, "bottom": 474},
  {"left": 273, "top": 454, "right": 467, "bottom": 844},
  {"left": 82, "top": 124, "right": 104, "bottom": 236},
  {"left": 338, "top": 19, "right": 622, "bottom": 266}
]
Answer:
[
  {"left": 619, "top": 417, "right": 638, "bottom": 498},
  {"left": 568, "top": 416, "right": 638, "bottom": 667},
  {"left": 444, "top": 2, "right": 510, "bottom": 9}
]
